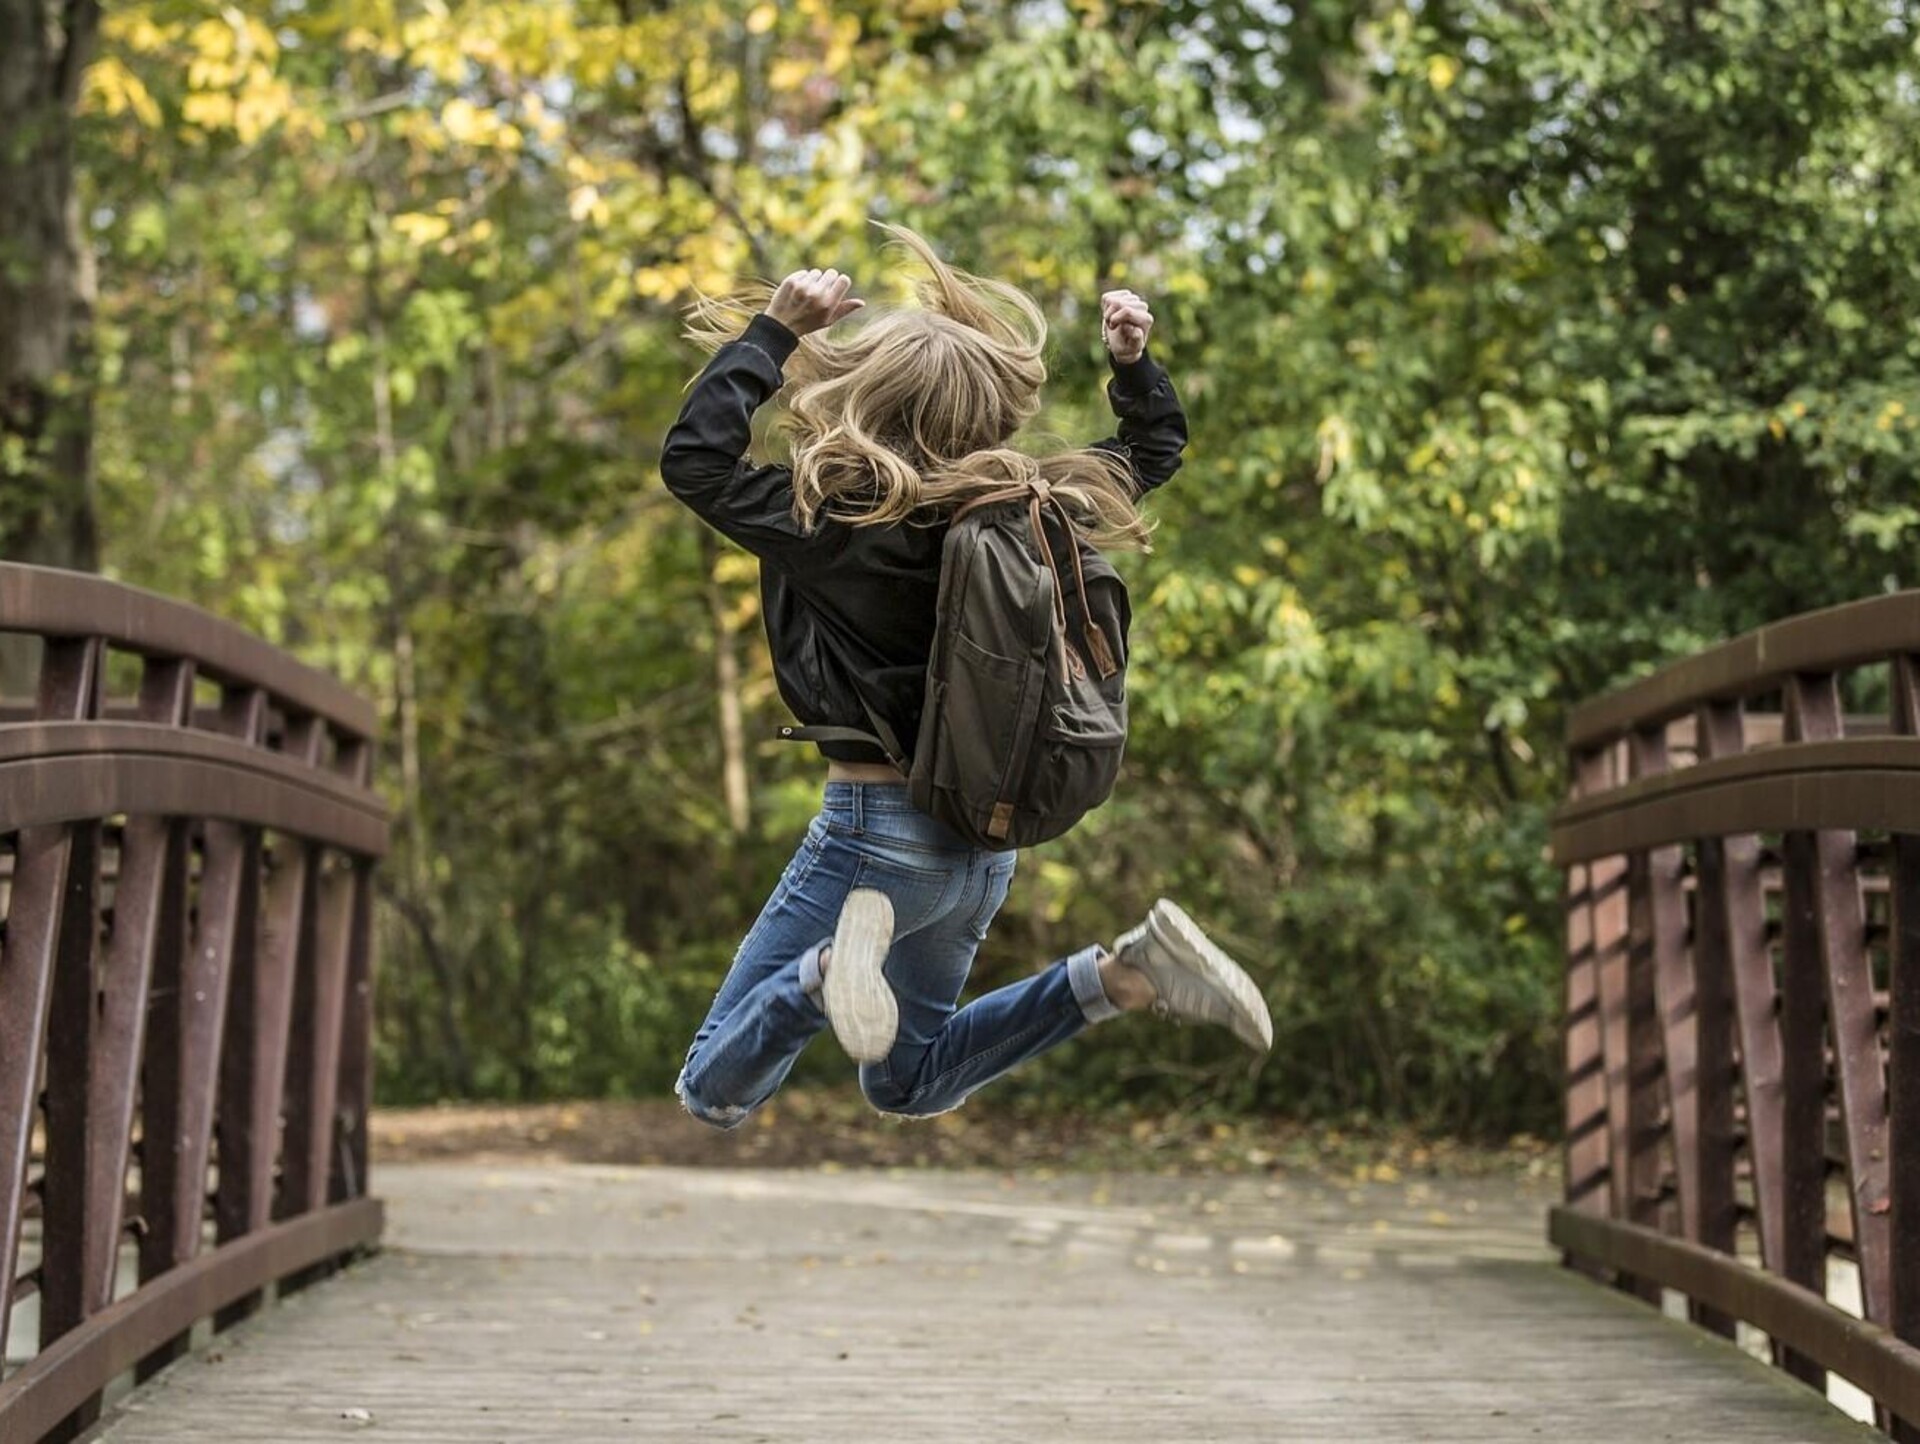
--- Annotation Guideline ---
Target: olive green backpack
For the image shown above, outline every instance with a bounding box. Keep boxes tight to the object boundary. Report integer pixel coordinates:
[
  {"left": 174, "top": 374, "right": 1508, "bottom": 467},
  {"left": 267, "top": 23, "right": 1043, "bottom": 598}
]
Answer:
[{"left": 789, "top": 478, "right": 1131, "bottom": 849}]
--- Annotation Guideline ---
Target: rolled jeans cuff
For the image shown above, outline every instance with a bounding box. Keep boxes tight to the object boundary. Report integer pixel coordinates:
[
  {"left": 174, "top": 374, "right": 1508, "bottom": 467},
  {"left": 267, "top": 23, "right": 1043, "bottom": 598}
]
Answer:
[{"left": 1066, "top": 944, "right": 1120, "bottom": 1024}]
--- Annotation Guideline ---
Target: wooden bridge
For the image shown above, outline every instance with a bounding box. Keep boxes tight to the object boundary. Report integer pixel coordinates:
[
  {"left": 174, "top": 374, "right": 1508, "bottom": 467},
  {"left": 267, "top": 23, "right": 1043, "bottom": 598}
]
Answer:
[{"left": 0, "top": 560, "right": 1916, "bottom": 1442}]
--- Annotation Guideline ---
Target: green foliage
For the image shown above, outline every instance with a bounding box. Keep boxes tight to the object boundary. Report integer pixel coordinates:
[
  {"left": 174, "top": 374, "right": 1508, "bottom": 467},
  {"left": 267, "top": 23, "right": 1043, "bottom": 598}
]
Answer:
[{"left": 67, "top": 0, "right": 1920, "bottom": 1133}]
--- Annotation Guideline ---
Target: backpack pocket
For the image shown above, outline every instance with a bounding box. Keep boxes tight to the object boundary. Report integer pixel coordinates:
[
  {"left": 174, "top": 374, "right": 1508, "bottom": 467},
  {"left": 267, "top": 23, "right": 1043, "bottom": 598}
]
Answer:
[
  {"left": 928, "top": 634, "right": 1029, "bottom": 793},
  {"left": 1016, "top": 692, "right": 1126, "bottom": 839},
  {"left": 916, "top": 632, "right": 1046, "bottom": 846},
  {"left": 1045, "top": 695, "right": 1125, "bottom": 747}
]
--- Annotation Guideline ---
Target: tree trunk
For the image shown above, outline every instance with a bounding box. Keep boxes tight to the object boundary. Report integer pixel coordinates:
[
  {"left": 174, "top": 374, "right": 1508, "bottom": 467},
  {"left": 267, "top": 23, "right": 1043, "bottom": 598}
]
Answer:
[
  {"left": 0, "top": 0, "right": 102, "bottom": 693},
  {"left": 701, "top": 533, "right": 752, "bottom": 834}
]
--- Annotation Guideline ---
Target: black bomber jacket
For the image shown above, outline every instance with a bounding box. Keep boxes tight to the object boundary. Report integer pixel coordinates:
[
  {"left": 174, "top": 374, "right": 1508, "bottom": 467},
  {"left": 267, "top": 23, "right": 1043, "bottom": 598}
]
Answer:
[{"left": 659, "top": 311, "right": 1189, "bottom": 765}]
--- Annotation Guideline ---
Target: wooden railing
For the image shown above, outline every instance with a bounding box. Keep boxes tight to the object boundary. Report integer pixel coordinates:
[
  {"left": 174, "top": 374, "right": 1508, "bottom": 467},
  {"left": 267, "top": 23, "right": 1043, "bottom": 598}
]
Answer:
[
  {"left": 1553, "top": 592, "right": 1920, "bottom": 1436},
  {"left": 0, "top": 563, "right": 388, "bottom": 1442}
]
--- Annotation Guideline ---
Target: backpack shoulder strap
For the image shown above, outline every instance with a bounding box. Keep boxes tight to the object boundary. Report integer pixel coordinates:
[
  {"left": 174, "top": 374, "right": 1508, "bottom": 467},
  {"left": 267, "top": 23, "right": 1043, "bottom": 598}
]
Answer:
[{"left": 950, "top": 483, "right": 1034, "bottom": 528}]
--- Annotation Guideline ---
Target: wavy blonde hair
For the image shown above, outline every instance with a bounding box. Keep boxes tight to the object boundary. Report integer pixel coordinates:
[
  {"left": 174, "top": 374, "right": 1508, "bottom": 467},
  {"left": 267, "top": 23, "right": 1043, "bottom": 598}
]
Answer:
[{"left": 683, "top": 224, "right": 1152, "bottom": 550}]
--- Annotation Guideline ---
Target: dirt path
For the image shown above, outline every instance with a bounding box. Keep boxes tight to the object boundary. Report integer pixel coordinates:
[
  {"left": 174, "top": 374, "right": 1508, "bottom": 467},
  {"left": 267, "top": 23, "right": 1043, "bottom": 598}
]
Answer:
[{"left": 371, "top": 1092, "right": 1558, "bottom": 1185}]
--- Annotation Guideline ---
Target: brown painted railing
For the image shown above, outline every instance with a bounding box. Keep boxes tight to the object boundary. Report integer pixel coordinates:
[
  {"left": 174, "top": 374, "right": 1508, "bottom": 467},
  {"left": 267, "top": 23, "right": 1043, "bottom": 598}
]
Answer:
[
  {"left": 1554, "top": 592, "right": 1920, "bottom": 1436},
  {"left": 0, "top": 563, "right": 388, "bottom": 1442}
]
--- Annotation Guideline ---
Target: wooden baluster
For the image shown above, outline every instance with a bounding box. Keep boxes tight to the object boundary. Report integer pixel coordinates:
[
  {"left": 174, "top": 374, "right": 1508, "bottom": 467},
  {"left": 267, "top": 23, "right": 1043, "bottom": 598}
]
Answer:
[
  {"left": 1617, "top": 730, "right": 1672, "bottom": 1303},
  {"left": 1629, "top": 724, "right": 1699, "bottom": 1244},
  {"left": 1592, "top": 740, "right": 1635, "bottom": 1236},
  {"left": 136, "top": 683, "right": 265, "bottom": 1377},
  {"left": 0, "top": 636, "right": 101, "bottom": 1367},
  {"left": 279, "top": 726, "right": 360, "bottom": 1298},
  {"left": 213, "top": 710, "right": 322, "bottom": 1328},
  {"left": 35, "top": 641, "right": 113, "bottom": 1442},
  {"left": 282, "top": 843, "right": 352, "bottom": 1222},
  {"left": 37, "top": 640, "right": 107, "bottom": 1350},
  {"left": 1694, "top": 701, "right": 1776, "bottom": 1344},
  {"left": 1771, "top": 675, "right": 1855, "bottom": 1394},
  {"left": 330, "top": 739, "right": 376, "bottom": 1205},
  {"left": 1564, "top": 749, "right": 1612, "bottom": 1224},
  {"left": 1689, "top": 807, "right": 1739, "bottom": 1300},
  {"left": 132, "top": 659, "right": 197, "bottom": 1309},
  {"left": 1566, "top": 756, "right": 1612, "bottom": 1228},
  {"left": 1889, "top": 655, "right": 1920, "bottom": 1442},
  {"left": 1784, "top": 673, "right": 1890, "bottom": 1332},
  {"left": 66, "top": 659, "right": 194, "bottom": 1333}
]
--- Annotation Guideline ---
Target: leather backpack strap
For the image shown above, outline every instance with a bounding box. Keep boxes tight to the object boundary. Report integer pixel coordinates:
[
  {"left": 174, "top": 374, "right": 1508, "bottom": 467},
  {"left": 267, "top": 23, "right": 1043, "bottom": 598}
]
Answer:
[
  {"left": 776, "top": 690, "right": 910, "bottom": 772},
  {"left": 949, "top": 483, "right": 1034, "bottom": 528}
]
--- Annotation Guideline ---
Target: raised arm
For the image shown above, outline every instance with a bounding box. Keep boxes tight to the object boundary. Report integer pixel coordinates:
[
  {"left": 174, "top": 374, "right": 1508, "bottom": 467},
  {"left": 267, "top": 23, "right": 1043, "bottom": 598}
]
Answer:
[
  {"left": 660, "top": 268, "right": 865, "bottom": 569},
  {"left": 1088, "top": 288, "right": 1188, "bottom": 495}
]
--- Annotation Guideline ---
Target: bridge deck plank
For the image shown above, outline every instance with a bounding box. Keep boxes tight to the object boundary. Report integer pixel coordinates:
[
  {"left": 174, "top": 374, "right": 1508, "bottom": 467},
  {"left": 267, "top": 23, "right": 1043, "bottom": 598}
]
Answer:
[{"left": 82, "top": 1163, "right": 1878, "bottom": 1443}]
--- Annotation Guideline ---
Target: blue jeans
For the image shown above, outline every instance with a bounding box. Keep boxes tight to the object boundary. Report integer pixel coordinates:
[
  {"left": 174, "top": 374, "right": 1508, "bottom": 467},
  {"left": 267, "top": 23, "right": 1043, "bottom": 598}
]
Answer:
[{"left": 675, "top": 782, "right": 1117, "bottom": 1128}]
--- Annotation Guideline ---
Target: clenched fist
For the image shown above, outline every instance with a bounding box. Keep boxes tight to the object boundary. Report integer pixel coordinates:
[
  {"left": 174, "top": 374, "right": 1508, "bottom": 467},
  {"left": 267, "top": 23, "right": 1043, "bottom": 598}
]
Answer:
[
  {"left": 765, "top": 267, "right": 865, "bottom": 337},
  {"left": 1100, "top": 288, "right": 1153, "bottom": 364}
]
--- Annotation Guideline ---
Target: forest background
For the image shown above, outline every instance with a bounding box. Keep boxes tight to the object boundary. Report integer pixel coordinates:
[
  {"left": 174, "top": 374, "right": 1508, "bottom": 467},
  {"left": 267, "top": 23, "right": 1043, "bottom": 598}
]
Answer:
[{"left": 4, "top": 0, "right": 1916, "bottom": 1135}]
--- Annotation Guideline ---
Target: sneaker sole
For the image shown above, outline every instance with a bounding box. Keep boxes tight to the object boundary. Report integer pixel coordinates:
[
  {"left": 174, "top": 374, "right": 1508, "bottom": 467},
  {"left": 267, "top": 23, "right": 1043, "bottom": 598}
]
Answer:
[
  {"left": 823, "top": 888, "right": 898, "bottom": 1063},
  {"left": 1148, "top": 899, "right": 1274, "bottom": 1054}
]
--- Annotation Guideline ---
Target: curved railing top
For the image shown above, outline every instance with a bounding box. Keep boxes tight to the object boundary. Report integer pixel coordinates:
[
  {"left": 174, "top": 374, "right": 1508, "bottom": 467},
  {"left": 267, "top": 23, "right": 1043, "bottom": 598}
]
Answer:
[
  {"left": 0, "top": 562, "right": 377, "bottom": 741},
  {"left": 1567, "top": 590, "right": 1920, "bottom": 751}
]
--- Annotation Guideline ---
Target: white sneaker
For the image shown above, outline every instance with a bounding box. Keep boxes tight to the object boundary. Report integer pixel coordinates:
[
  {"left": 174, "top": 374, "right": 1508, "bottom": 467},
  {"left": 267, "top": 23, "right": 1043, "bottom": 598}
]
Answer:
[
  {"left": 822, "top": 888, "right": 897, "bottom": 1063},
  {"left": 1113, "top": 899, "right": 1273, "bottom": 1054}
]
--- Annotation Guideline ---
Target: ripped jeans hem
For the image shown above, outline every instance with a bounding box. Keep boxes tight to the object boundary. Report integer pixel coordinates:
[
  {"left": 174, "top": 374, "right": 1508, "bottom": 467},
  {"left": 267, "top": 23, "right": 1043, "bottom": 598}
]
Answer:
[{"left": 674, "top": 1071, "right": 754, "bottom": 1131}]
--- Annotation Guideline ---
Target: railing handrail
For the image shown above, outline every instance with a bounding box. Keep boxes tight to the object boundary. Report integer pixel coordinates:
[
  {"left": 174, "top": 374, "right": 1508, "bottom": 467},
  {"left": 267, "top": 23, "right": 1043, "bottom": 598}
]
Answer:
[
  {"left": 0, "top": 562, "right": 377, "bottom": 740},
  {"left": 0, "top": 721, "right": 388, "bottom": 853},
  {"left": 1552, "top": 737, "right": 1920, "bottom": 862},
  {"left": 1567, "top": 590, "right": 1920, "bottom": 750}
]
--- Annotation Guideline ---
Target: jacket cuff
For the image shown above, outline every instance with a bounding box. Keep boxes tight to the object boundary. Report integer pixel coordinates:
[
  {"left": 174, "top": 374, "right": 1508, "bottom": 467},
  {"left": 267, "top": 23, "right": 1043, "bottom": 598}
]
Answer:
[
  {"left": 1107, "top": 347, "right": 1163, "bottom": 397},
  {"left": 742, "top": 311, "right": 801, "bottom": 369}
]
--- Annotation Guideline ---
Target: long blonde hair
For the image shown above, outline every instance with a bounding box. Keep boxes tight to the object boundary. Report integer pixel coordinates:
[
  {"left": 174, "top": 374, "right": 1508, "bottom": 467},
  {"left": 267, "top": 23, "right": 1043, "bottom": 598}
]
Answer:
[{"left": 683, "top": 224, "right": 1152, "bottom": 550}]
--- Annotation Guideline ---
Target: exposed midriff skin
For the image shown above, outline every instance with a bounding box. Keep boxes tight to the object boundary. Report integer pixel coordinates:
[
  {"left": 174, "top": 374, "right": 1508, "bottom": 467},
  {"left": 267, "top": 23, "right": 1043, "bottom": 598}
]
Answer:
[{"left": 825, "top": 759, "right": 909, "bottom": 785}]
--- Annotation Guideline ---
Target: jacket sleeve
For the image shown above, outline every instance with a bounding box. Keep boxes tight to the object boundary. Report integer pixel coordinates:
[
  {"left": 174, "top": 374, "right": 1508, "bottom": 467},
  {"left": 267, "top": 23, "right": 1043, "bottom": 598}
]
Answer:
[
  {"left": 659, "top": 312, "right": 846, "bottom": 571},
  {"left": 1090, "top": 348, "right": 1188, "bottom": 496}
]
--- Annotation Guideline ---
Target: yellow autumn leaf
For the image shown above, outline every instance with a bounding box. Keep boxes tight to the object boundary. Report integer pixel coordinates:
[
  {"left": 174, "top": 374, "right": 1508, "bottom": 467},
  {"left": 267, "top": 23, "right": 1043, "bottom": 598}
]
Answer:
[
  {"left": 85, "top": 59, "right": 163, "bottom": 128},
  {"left": 441, "top": 97, "right": 485, "bottom": 144},
  {"left": 568, "top": 185, "right": 606, "bottom": 225},
  {"left": 1427, "top": 54, "right": 1459, "bottom": 92},
  {"left": 188, "top": 16, "right": 235, "bottom": 61},
  {"left": 234, "top": 78, "right": 293, "bottom": 144},
  {"left": 1314, "top": 413, "right": 1353, "bottom": 480},
  {"left": 769, "top": 57, "right": 813, "bottom": 91},
  {"left": 181, "top": 91, "right": 235, "bottom": 131},
  {"left": 392, "top": 211, "right": 452, "bottom": 246},
  {"left": 746, "top": 3, "right": 778, "bottom": 35}
]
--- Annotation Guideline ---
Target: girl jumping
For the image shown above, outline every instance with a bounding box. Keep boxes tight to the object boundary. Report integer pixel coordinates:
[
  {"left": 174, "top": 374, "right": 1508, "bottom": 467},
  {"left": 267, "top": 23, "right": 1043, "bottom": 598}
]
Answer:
[{"left": 662, "top": 226, "right": 1272, "bottom": 1128}]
